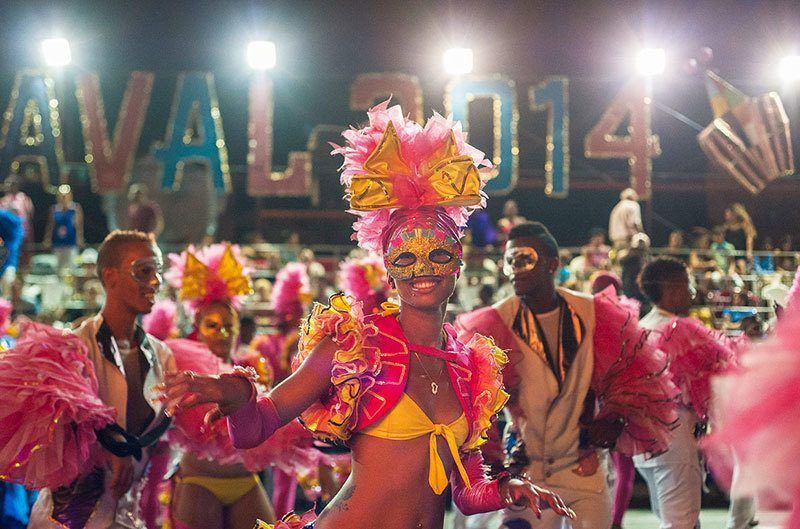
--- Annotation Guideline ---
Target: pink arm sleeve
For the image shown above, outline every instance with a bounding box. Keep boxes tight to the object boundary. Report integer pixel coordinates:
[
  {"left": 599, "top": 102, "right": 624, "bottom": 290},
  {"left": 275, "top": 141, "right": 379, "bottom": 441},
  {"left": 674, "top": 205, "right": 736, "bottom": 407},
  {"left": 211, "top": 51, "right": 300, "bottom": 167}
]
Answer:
[
  {"left": 226, "top": 395, "right": 283, "bottom": 449},
  {"left": 450, "top": 450, "right": 506, "bottom": 515}
]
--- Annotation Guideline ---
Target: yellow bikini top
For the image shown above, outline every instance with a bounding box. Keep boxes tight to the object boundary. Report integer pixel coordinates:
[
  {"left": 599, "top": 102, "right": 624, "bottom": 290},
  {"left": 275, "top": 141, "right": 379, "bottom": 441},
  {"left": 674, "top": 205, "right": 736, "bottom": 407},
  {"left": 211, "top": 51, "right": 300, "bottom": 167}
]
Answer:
[{"left": 360, "top": 393, "right": 471, "bottom": 494}]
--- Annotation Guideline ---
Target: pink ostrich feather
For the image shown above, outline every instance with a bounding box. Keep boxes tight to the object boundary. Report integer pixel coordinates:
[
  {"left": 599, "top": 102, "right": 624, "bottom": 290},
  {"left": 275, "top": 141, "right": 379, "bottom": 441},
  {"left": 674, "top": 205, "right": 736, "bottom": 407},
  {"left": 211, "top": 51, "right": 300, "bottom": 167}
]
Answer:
[
  {"left": 165, "top": 243, "right": 253, "bottom": 314},
  {"left": 271, "top": 262, "right": 311, "bottom": 319},
  {"left": 331, "top": 100, "right": 493, "bottom": 253},
  {"left": 653, "top": 317, "right": 737, "bottom": 420},
  {"left": 337, "top": 255, "right": 390, "bottom": 314},
  {"left": 141, "top": 299, "right": 178, "bottom": 341},
  {"left": 704, "top": 274, "right": 800, "bottom": 528}
]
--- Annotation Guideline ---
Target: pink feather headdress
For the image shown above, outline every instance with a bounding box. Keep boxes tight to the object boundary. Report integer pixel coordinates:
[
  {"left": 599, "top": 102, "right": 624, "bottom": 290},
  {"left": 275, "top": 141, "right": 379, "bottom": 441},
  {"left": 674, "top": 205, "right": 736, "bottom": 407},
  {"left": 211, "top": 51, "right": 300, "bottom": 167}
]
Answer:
[
  {"left": 271, "top": 262, "right": 312, "bottom": 321},
  {"left": 337, "top": 255, "right": 391, "bottom": 314},
  {"left": 165, "top": 242, "right": 253, "bottom": 315},
  {"left": 332, "top": 100, "right": 492, "bottom": 254}
]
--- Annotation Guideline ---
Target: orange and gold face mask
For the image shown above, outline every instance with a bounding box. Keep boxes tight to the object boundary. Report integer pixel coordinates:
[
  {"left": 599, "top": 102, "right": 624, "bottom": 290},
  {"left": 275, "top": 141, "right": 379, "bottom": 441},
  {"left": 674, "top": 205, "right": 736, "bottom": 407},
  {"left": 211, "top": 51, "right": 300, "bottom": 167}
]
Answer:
[
  {"left": 385, "top": 227, "right": 461, "bottom": 280},
  {"left": 198, "top": 311, "right": 240, "bottom": 339}
]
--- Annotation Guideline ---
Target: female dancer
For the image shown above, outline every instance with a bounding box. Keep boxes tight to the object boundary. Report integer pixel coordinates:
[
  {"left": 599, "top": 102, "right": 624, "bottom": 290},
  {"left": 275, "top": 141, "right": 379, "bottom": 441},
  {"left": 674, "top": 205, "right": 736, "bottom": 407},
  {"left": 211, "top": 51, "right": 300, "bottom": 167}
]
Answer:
[
  {"left": 163, "top": 102, "right": 574, "bottom": 529},
  {"left": 164, "top": 243, "right": 319, "bottom": 529}
]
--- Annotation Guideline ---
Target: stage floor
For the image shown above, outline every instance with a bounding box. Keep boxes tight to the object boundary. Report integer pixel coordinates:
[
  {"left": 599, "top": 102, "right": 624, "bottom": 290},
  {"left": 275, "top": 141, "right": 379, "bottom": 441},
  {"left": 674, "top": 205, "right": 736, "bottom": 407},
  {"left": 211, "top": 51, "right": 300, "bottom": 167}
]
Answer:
[
  {"left": 623, "top": 508, "right": 787, "bottom": 528},
  {"left": 447, "top": 509, "right": 789, "bottom": 528}
]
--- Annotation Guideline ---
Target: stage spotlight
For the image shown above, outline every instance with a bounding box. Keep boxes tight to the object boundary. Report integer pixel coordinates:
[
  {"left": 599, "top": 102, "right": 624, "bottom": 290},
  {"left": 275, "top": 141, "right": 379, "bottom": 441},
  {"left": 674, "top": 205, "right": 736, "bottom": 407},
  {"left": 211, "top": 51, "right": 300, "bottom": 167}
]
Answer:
[
  {"left": 636, "top": 48, "right": 665, "bottom": 76},
  {"left": 247, "top": 41, "right": 277, "bottom": 70},
  {"left": 779, "top": 55, "right": 800, "bottom": 82},
  {"left": 41, "top": 38, "right": 71, "bottom": 67},
  {"left": 443, "top": 48, "right": 473, "bottom": 75}
]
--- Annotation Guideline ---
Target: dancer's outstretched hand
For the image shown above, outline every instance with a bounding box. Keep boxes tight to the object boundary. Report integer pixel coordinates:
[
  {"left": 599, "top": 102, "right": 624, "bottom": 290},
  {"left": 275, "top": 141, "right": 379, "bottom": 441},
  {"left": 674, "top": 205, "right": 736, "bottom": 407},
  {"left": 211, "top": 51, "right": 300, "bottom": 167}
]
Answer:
[
  {"left": 501, "top": 478, "right": 576, "bottom": 519},
  {"left": 160, "top": 370, "right": 252, "bottom": 420}
]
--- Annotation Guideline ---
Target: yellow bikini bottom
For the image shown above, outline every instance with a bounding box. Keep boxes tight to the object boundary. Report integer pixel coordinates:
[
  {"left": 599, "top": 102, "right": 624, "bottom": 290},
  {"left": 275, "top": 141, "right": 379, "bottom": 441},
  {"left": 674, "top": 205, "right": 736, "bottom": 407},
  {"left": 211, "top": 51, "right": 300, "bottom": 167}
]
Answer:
[{"left": 175, "top": 474, "right": 261, "bottom": 506}]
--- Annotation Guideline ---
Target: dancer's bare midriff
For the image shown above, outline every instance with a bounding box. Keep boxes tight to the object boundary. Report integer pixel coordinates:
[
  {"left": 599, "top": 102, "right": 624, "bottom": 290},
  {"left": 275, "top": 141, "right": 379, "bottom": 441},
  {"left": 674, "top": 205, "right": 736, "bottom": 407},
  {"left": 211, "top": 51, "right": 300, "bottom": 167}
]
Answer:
[{"left": 314, "top": 433, "right": 458, "bottom": 529}]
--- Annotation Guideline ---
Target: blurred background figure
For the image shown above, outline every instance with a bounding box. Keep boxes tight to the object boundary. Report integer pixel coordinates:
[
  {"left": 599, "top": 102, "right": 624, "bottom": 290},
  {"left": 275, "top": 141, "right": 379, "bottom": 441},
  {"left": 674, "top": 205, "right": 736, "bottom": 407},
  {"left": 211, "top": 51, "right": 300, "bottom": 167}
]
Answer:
[
  {"left": 609, "top": 188, "right": 643, "bottom": 251},
  {"left": 582, "top": 227, "right": 611, "bottom": 273},
  {"left": 127, "top": 183, "right": 164, "bottom": 238},
  {"left": 618, "top": 232, "right": 651, "bottom": 316},
  {"left": 496, "top": 199, "right": 526, "bottom": 246},
  {"left": 723, "top": 203, "right": 756, "bottom": 274},
  {"left": 0, "top": 175, "right": 34, "bottom": 246},
  {"left": 0, "top": 209, "right": 23, "bottom": 296},
  {"left": 44, "top": 185, "right": 84, "bottom": 272},
  {"left": 666, "top": 230, "right": 688, "bottom": 263}
]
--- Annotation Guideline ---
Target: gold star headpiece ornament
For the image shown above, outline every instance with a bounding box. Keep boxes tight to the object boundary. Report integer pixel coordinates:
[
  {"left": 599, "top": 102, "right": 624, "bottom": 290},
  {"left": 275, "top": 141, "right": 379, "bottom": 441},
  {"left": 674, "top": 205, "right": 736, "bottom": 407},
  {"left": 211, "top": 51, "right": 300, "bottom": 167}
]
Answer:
[{"left": 348, "top": 120, "right": 483, "bottom": 211}]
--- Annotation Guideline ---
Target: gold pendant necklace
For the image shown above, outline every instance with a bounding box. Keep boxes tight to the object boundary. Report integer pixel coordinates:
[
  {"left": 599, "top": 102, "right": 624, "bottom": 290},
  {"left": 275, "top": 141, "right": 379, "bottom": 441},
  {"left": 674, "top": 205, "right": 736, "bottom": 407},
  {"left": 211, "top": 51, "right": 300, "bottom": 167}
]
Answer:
[{"left": 413, "top": 351, "right": 445, "bottom": 395}]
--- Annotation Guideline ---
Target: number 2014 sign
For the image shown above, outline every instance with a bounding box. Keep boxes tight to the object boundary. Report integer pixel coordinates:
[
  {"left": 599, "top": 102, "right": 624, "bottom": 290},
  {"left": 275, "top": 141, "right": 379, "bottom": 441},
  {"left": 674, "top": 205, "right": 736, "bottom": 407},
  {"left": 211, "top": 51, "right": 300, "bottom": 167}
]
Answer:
[{"left": 0, "top": 70, "right": 660, "bottom": 200}]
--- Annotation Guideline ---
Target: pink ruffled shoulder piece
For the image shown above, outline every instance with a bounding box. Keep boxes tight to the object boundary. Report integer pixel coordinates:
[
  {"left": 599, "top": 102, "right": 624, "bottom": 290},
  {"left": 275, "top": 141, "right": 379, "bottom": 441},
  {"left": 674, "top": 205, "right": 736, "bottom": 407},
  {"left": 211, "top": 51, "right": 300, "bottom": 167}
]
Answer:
[
  {"left": 705, "top": 294, "right": 800, "bottom": 528},
  {"left": 292, "top": 294, "right": 380, "bottom": 441},
  {"left": 592, "top": 287, "right": 680, "bottom": 456},
  {"left": 652, "top": 316, "right": 736, "bottom": 420},
  {"left": 141, "top": 299, "right": 178, "bottom": 341},
  {"left": 166, "top": 339, "right": 328, "bottom": 475},
  {"left": 460, "top": 333, "right": 509, "bottom": 451},
  {"left": 0, "top": 322, "right": 116, "bottom": 489}
]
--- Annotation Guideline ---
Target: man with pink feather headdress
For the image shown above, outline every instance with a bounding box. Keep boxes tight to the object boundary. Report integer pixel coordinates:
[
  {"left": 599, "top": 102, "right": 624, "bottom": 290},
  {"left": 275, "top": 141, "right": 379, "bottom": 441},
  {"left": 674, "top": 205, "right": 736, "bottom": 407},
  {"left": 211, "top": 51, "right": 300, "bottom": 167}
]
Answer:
[{"left": 0, "top": 230, "right": 175, "bottom": 529}]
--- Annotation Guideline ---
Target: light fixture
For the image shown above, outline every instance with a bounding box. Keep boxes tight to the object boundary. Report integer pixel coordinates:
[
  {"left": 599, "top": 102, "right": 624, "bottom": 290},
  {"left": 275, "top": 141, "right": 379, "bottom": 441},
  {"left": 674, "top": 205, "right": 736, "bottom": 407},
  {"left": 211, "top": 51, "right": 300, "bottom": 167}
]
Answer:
[
  {"left": 41, "top": 38, "right": 72, "bottom": 67},
  {"left": 778, "top": 55, "right": 800, "bottom": 82},
  {"left": 636, "top": 48, "right": 666, "bottom": 76},
  {"left": 247, "top": 41, "right": 277, "bottom": 70},
  {"left": 443, "top": 48, "right": 473, "bottom": 76}
]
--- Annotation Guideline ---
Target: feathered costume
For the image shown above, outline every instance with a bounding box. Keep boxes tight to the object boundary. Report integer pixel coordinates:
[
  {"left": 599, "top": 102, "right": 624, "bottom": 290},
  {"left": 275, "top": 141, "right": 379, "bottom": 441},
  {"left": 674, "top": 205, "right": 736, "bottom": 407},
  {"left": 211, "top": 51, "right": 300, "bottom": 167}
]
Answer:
[
  {"left": 706, "top": 269, "right": 800, "bottom": 528},
  {"left": 238, "top": 101, "right": 527, "bottom": 528},
  {"left": 162, "top": 243, "right": 326, "bottom": 526},
  {"left": 0, "top": 323, "right": 116, "bottom": 490},
  {"left": 651, "top": 316, "right": 739, "bottom": 421}
]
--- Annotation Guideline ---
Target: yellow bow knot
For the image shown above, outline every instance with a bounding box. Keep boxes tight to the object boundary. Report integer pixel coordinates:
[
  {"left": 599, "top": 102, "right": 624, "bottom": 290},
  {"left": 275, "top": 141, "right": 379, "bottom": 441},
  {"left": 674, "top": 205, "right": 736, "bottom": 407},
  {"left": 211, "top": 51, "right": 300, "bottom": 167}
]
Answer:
[{"left": 349, "top": 121, "right": 482, "bottom": 211}]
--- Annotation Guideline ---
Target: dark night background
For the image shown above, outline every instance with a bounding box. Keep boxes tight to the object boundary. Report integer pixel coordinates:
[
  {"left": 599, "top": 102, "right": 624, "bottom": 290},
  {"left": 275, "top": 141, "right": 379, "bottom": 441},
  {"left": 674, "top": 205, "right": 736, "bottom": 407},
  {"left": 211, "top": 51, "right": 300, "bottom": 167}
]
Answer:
[{"left": 1, "top": 0, "right": 799, "bottom": 247}]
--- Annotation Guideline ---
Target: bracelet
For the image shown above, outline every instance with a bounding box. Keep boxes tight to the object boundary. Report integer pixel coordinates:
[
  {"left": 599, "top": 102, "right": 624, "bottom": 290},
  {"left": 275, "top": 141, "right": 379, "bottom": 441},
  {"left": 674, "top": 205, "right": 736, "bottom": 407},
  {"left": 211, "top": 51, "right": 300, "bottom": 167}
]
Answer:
[
  {"left": 219, "top": 366, "right": 259, "bottom": 410},
  {"left": 496, "top": 472, "right": 517, "bottom": 507}
]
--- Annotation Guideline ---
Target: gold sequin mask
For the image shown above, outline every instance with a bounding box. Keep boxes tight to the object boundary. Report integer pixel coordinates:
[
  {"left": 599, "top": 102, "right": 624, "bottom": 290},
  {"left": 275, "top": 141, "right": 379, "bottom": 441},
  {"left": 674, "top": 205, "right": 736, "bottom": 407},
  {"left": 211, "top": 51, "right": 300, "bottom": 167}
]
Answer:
[
  {"left": 198, "top": 312, "right": 239, "bottom": 339},
  {"left": 503, "top": 246, "right": 540, "bottom": 278},
  {"left": 385, "top": 227, "right": 461, "bottom": 280}
]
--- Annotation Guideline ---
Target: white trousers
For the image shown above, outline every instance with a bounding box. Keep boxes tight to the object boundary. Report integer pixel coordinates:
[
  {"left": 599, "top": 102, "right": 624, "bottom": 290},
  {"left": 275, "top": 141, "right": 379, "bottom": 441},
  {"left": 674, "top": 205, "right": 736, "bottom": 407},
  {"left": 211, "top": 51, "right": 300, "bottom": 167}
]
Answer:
[{"left": 636, "top": 461, "right": 702, "bottom": 529}]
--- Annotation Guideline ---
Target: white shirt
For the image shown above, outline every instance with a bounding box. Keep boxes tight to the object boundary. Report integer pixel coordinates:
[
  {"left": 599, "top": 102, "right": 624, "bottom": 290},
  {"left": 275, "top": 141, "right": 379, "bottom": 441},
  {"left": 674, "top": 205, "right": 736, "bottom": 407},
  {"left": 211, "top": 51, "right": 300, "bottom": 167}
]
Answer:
[
  {"left": 635, "top": 307, "right": 701, "bottom": 468},
  {"left": 608, "top": 199, "right": 642, "bottom": 243}
]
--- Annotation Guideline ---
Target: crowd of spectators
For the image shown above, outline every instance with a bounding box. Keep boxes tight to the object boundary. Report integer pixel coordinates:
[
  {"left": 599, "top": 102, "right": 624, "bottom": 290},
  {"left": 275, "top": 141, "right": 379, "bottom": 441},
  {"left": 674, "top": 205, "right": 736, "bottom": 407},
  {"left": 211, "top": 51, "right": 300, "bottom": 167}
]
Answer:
[{"left": 2, "top": 176, "right": 796, "bottom": 340}]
